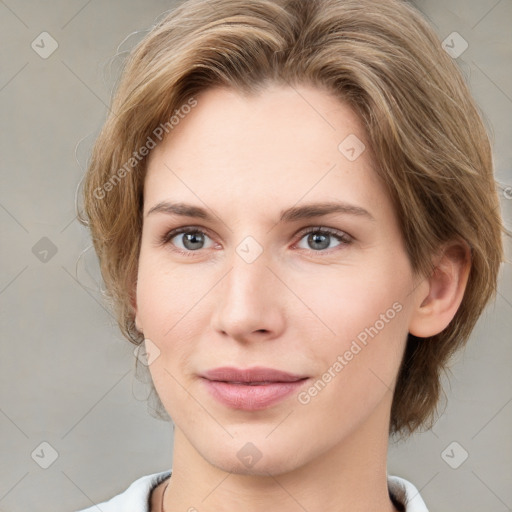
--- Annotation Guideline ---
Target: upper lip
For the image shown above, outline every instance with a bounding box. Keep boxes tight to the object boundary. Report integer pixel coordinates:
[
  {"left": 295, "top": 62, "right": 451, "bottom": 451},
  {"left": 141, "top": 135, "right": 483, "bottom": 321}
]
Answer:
[{"left": 201, "top": 366, "right": 308, "bottom": 383}]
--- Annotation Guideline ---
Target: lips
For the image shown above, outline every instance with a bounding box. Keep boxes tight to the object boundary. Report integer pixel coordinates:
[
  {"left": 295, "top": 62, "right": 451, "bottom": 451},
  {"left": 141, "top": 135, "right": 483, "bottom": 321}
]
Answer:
[
  {"left": 200, "top": 366, "right": 309, "bottom": 410},
  {"left": 201, "top": 366, "right": 307, "bottom": 383}
]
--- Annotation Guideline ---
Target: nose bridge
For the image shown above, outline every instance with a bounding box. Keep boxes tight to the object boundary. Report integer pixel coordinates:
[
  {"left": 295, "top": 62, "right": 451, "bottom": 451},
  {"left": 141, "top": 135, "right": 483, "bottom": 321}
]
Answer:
[
  {"left": 227, "top": 248, "right": 269, "bottom": 300},
  {"left": 211, "top": 242, "right": 285, "bottom": 339}
]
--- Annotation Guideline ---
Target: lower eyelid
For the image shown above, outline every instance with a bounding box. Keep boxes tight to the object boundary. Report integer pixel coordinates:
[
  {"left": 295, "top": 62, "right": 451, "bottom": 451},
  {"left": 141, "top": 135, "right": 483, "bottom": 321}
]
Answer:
[
  {"left": 162, "top": 227, "right": 352, "bottom": 253},
  {"left": 295, "top": 230, "right": 352, "bottom": 250},
  {"left": 168, "top": 230, "right": 215, "bottom": 249}
]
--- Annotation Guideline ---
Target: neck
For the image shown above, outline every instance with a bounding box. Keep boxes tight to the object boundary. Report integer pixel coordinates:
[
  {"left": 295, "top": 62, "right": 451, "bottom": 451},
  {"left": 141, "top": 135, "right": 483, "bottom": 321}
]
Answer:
[{"left": 163, "top": 401, "right": 399, "bottom": 512}]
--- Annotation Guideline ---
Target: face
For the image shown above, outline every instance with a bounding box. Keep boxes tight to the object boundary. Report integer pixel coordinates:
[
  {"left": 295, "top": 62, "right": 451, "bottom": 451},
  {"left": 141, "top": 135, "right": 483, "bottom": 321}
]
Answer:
[{"left": 135, "top": 84, "right": 422, "bottom": 476}]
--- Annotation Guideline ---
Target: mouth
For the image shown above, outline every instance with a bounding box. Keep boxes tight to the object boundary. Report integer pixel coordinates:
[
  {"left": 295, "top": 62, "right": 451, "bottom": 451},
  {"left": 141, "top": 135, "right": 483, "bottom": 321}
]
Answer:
[
  {"left": 200, "top": 366, "right": 309, "bottom": 410},
  {"left": 223, "top": 381, "right": 289, "bottom": 385},
  {"left": 201, "top": 366, "right": 308, "bottom": 383}
]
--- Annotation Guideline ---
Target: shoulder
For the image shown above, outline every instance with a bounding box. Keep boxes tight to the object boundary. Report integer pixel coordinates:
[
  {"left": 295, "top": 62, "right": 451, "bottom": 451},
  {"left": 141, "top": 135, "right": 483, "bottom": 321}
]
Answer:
[
  {"left": 75, "top": 469, "right": 172, "bottom": 512},
  {"left": 74, "top": 470, "right": 425, "bottom": 512},
  {"left": 388, "top": 474, "right": 429, "bottom": 512}
]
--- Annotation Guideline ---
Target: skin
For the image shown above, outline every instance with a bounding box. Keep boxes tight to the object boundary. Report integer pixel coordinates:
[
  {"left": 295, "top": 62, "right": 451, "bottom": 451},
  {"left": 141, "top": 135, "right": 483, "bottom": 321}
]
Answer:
[{"left": 134, "top": 84, "right": 470, "bottom": 512}]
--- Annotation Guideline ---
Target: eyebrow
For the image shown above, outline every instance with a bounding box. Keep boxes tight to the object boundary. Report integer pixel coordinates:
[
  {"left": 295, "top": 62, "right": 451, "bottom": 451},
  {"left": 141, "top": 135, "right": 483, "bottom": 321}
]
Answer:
[{"left": 145, "top": 200, "right": 375, "bottom": 222}]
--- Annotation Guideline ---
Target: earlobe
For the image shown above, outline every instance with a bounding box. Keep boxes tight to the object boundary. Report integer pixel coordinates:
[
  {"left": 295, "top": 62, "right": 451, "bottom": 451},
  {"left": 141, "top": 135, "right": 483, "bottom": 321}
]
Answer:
[
  {"left": 130, "top": 289, "right": 143, "bottom": 333},
  {"left": 134, "top": 310, "right": 142, "bottom": 333},
  {"left": 134, "top": 314, "right": 143, "bottom": 334},
  {"left": 409, "top": 241, "right": 471, "bottom": 338}
]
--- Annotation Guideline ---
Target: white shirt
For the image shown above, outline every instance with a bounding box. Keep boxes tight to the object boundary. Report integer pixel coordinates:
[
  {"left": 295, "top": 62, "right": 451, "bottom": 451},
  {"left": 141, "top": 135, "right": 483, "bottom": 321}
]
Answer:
[{"left": 76, "top": 470, "right": 429, "bottom": 511}]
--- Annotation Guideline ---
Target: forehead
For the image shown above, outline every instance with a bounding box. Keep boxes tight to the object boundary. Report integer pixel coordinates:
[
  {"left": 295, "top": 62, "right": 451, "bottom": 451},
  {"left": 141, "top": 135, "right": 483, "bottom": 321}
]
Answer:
[{"left": 143, "top": 84, "right": 384, "bottom": 217}]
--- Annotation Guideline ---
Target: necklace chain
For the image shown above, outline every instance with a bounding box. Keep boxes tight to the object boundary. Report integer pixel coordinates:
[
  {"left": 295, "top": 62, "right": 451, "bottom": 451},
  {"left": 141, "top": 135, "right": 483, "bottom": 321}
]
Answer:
[{"left": 160, "top": 480, "right": 170, "bottom": 512}]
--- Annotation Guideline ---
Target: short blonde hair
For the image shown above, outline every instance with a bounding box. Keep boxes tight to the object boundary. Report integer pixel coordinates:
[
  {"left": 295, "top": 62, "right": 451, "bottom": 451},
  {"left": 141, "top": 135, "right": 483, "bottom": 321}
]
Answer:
[{"left": 79, "top": 0, "right": 505, "bottom": 436}]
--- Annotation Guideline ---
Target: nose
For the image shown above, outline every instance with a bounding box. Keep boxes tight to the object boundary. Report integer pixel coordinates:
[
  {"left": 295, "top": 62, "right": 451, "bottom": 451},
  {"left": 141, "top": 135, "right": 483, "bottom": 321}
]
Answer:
[{"left": 210, "top": 249, "right": 286, "bottom": 343}]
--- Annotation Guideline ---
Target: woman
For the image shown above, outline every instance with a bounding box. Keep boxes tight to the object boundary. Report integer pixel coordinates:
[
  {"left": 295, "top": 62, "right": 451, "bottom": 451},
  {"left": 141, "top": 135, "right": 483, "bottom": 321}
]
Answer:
[{"left": 77, "top": 0, "right": 505, "bottom": 510}]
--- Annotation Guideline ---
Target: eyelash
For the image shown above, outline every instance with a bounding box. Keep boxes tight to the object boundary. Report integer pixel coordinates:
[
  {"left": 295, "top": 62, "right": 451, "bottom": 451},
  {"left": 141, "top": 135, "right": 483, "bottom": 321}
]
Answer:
[{"left": 158, "top": 225, "right": 353, "bottom": 258}]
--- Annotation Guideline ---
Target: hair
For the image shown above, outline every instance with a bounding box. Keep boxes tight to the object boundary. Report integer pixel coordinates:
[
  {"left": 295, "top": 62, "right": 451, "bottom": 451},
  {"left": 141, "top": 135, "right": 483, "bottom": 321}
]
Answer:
[{"left": 78, "top": 0, "right": 505, "bottom": 437}]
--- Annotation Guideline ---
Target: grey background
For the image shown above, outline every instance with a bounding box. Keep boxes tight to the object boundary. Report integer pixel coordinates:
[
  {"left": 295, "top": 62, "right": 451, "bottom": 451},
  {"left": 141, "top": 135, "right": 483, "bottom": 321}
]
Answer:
[{"left": 0, "top": 1, "right": 510, "bottom": 511}]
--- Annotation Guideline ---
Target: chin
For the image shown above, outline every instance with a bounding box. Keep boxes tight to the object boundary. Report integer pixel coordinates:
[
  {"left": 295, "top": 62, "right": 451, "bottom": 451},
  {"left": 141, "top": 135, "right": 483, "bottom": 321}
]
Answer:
[
  {"left": 208, "top": 450, "right": 304, "bottom": 477},
  {"left": 197, "top": 431, "right": 311, "bottom": 477}
]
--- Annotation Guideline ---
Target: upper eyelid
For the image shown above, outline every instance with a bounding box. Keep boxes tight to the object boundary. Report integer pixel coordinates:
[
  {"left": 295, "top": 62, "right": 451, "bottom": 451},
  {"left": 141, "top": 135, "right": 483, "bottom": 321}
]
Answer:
[
  {"left": 165, "top": 225, "right": 348, "bottom": 236},
  {"left": 164, "top": 225, "right": 352, "bottom": 246}
]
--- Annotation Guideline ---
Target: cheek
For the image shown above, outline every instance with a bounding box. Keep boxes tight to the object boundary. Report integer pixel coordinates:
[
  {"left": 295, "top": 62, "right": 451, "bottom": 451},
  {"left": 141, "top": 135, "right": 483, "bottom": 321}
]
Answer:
[
  {"left": 293, "top": 293, "right": 409, "bottom": 440},
  {"left": 135, "top": 251, "right": 209, "bottom": 386},
  {"left": 135, "top": 249, "right": 203, "bottom": 338},
  {"left": 297, "top": 258, "right": 411, "bottom": 348},
  {"left": 293, "top": 253, "right": 413, "bottom": 405}
]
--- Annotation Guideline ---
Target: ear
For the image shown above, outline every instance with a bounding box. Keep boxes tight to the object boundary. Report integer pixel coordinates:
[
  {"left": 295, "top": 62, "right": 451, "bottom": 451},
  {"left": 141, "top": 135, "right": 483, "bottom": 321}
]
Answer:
[{"left": 409, "top": 240, "right": 471, "bottom": 338}]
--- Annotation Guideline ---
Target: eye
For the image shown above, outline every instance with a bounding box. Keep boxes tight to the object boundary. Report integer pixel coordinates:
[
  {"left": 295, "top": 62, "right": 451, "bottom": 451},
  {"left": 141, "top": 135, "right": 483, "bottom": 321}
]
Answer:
[
  {"left": 159, "top": 225, "right": 353, "bottom": 257},
  {"left": 295, "top": 227, "right": 352, "bottom": 252},
  {"left": 162, "top": 227, "right": 215, "bottom": 254}
]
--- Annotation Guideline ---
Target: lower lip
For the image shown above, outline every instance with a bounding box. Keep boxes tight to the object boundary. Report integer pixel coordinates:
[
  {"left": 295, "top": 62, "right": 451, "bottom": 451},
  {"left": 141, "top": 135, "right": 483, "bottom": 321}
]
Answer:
[{"left": 202, "top": 378, "right": 308, "bottom": 410}]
